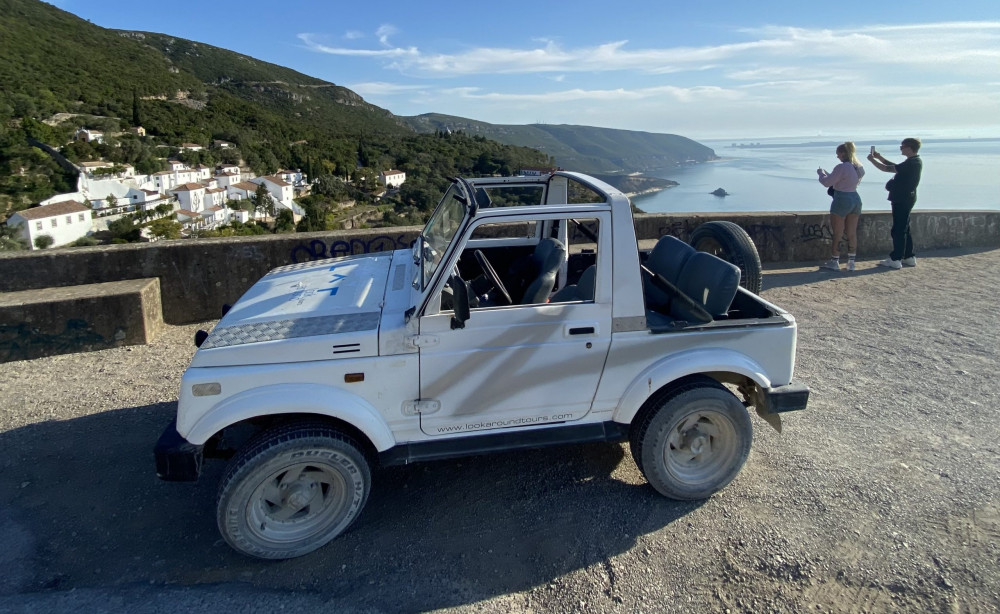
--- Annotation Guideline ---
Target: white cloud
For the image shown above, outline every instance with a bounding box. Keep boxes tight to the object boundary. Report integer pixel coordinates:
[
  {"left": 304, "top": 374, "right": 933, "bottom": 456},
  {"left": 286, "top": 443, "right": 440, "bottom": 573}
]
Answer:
[
  {"left": 305, "top": 21, "right": 1000, "bottom": 136},
  {"left": 302, "top": 21, "right": 1000, "bottom": 80},
  {"left": 348, "top": 81, "right": 426, "bottom": 96},
  {"left": 344, "top": 30, "right": 364, "bottom": 40},
  {"left": 376, "top": 24, "right": 397, "bottom": 46},
  {"left": 298, "top": 33, "right": 417, "bottom": 58}
]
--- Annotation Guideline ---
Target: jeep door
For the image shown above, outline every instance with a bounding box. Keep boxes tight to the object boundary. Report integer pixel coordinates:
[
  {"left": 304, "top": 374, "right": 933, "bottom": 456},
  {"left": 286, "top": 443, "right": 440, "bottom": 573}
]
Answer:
[{"left": 416, "top": 213, "right": 612, "bottom": 436}]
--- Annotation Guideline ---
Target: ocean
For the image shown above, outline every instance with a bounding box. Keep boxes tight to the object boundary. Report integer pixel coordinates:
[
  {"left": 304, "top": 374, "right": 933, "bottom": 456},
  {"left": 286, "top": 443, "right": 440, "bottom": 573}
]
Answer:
[{"left": 633, "top": 137, "right": 1000, "bottom": 214}]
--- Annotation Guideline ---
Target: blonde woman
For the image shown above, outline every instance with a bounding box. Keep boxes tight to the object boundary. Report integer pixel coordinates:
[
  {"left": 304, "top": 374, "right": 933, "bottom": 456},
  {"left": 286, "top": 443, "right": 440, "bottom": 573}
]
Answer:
[{"left": 817, "top": 142, "right": 865, "bottom": 271}]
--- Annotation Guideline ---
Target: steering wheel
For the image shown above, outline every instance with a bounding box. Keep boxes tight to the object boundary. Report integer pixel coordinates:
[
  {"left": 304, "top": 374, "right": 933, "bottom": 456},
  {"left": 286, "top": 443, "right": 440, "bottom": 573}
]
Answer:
[{"left": 474, "top": 250, "right": 512, "bottom": 305}]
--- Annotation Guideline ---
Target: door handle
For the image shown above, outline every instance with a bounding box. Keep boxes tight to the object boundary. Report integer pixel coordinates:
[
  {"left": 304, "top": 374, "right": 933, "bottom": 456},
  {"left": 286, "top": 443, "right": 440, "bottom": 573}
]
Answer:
[{"left": 568, "top": 326, "right": 595, "bottom": 335}]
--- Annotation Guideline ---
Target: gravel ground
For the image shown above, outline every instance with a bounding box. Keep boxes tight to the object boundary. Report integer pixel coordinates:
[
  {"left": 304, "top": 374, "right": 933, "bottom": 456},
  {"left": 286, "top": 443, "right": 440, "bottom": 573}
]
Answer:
[{"left": 1, "top": 247, "right": 998, "bottom": 614}]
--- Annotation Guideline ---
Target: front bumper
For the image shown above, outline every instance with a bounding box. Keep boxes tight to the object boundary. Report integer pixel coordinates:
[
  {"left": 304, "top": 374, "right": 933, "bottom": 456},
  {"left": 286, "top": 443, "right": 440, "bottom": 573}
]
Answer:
[
  {"left": 154, "top": 419, "right": 204, "bottom": 482},
  {"left": 761, "top": 381, "right": 810, "bottom": 413}
]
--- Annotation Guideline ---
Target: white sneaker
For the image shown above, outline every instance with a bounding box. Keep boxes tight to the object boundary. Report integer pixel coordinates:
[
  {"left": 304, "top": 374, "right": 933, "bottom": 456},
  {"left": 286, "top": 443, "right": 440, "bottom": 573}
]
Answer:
[
  {"left": 901, "top": 256, "right": 917, "bottom": 267},
  {"left": 820, "top": 258, "right": 841, "bottom": 271},
  {"left": 878, "top": 258, "right": 902, "bottom": 270},
  {"left": 846, "top": 260, "right": 856, "bottom": 272}
]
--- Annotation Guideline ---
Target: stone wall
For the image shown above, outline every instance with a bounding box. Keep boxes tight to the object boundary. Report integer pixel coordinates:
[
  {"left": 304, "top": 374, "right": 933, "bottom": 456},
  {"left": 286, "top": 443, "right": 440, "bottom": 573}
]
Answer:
[{"left": 1, "top": 210, "right": 997, "bottom": 325}]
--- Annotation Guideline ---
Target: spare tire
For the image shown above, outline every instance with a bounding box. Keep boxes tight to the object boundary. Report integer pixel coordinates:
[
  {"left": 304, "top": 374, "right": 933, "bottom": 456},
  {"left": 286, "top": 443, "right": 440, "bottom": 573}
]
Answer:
[{"left": 689, "top": 221, "right": 762, "bottom": 294}]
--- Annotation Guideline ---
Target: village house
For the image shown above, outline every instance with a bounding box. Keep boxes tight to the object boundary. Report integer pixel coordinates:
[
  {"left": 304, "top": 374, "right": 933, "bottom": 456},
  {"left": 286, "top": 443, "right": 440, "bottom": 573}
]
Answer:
[
  {"left": 254, "top": 175, "right": 295, "bottom": 210},
  {"left": 170, "top": 183, "right": 208, "bottom": 213},
  {"left": 78, "top": 161, "right": 113, "bottom": 174},
  {"left": 379, "top": 169, "right": 406, "bottom": 188},
  {"left": 214, "top": 165, "right": 242, "bottom": 188},
  {"left": 226, "top": 180, "right": 259, "bottom": 204},
  {"left": 75, "top": 128, "right": 104, "bottom": 144},
  {"left": 6, "top": 200, "right": 93, "bottom": 249}
]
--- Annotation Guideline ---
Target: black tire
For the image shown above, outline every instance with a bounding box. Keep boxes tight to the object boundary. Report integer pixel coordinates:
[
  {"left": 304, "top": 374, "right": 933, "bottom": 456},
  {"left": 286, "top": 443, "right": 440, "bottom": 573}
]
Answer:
[
  {"left": 689, "top": 221, "right": 762, "bottom": 294},
  {"left": 217, "top": 421, "right": 372, "bottom": 560},
  {"left": 629, "top": 376, "right": 752, "bottom": 500}
]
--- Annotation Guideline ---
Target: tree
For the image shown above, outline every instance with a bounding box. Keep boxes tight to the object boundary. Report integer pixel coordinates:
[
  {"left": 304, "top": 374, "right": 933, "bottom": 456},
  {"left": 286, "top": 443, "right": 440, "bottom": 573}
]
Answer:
[
  {"left": 253, "top": 183, "right": 275, "bottom": 220},
  {"left": 34, "top": 234, "right": 55, "bottom": 249},
  {"left": 148, "top": 218, "right": 182, "bottom": 239},
  {"left": 106, "top": 194, "right": 118, "bottom": 209},
  {"left": 0, "top": 225, "right": 28, "bottom": 251},
  {"left": 132, "top": 89, "right": 142, "bottom": 127},
  {"left": 107, "top": 217, "right": 142, "bottom": 242},
  {"left": 273, "top": 209, "right": 295, "bottom": 233}
]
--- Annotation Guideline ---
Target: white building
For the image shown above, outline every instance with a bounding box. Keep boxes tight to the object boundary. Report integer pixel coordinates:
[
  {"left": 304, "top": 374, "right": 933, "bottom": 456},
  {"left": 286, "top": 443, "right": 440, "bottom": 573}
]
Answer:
[
  {"left": 254, "top": 175, "right": 295, "bottom": 209},
  {"left": 85, "top": 179, "right": 133, "bottom": 210},
  {"left": 278, "top": 169, "right": 306, "bottom": 186},
  {"left": 379, "top": 169, "right": 406, "bottom": 188},
  {"left": 226, "top": 180, "right": 259, "bottom": 203},
  {"left": 75, "top": 129, "right": 104, "bottom": 144},
  {"left": 78, "top": 161, "right": 113, "bottom": 175},
  {"left": 6, "top": 200, "right": 93, "bottom": 249},
  {"left": 170, "top": 183, "right": 208, "bottom": 213},
  {"left": 151, "top": 170, "right": 177, "bottom": 192},
  {"left": 214, "top": 165, "right": 243, "bottom": 189},
  {"left": 205, "top": 187, "right": 228, "bottom": 209},
  {"left": 193, "top": 164, "right": 212, "bottom": 181}
]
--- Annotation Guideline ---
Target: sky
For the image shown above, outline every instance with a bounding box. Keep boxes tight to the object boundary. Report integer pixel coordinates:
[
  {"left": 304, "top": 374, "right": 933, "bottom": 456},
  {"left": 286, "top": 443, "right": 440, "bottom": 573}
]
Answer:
[{"left": 51, "top": 0, "right": 1000, "bottom": 141}]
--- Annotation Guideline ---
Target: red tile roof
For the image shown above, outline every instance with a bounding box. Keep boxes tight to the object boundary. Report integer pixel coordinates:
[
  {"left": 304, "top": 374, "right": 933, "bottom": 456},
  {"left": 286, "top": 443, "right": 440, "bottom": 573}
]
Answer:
[
  {"left": 262, "top": 175, "right": 290, "bottom": 187},
  {"left": 15, "top": 201, "right": 91, "bottom": 220}
]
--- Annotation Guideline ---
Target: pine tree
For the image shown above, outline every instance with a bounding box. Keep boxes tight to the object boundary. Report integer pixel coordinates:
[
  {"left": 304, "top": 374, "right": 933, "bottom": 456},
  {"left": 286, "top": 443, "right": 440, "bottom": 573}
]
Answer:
[{"left": 132, "top": 90, "right": 142, "bottom": 127}]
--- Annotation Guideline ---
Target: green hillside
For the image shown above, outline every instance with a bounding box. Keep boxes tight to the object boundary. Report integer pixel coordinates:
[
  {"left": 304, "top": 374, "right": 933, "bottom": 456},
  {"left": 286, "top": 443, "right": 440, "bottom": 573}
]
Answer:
[
  {"left": 0, "top": 0, "right": 548, "bottom": 222},
  {"left": 402, "top": 113, "right": 717, "bottom": 173},
  {"left": 0, "top": 0, "right": 711, "bottom": 237}
]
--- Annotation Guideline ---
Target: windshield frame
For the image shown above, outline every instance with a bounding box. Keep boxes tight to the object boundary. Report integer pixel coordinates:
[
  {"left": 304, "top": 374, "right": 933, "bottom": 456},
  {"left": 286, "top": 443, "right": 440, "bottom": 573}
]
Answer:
[{"left": 416, "top": 181, "right": 470, "bottom": 293}]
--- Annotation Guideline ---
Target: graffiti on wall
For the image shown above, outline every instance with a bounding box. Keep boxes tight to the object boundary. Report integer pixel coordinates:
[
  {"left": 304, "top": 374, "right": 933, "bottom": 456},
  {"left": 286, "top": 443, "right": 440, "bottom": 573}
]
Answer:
[{"left": 290, "top": 234, "right": 416, "bottom": 263}]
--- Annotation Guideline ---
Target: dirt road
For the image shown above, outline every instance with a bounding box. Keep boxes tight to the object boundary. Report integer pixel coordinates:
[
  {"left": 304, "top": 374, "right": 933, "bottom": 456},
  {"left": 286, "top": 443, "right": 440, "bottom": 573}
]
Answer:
[{"left": 1, "top": 247, "right": 998, "bottom": 613}]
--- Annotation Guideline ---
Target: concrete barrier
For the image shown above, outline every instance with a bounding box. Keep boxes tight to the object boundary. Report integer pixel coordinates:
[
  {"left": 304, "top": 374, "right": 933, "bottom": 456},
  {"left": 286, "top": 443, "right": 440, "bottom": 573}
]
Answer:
[
  {"left": 0, "top": 210, "right": 997, "bottom": 325},
  {"left": 0, "top": 278, "right": 163, "bottom": 362}
]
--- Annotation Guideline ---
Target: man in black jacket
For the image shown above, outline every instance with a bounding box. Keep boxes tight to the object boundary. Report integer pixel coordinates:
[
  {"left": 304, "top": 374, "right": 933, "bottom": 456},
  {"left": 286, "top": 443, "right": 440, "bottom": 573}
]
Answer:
[{"left": 868, "top": 138, "right": 923, "bottom": 269}]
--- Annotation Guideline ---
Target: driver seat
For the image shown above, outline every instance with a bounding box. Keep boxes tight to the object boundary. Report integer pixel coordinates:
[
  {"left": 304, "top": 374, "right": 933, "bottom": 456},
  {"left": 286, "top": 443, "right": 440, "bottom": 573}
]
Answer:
[{"left": 520, "top": 238, "right": 566, "bottom": 304}]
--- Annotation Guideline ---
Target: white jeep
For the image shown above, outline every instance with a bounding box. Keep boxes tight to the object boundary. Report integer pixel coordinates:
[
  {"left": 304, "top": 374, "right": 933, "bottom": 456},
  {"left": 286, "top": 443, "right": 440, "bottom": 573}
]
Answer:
[{"left": 155, "top": 171, "right": 808, "bottom": 559}]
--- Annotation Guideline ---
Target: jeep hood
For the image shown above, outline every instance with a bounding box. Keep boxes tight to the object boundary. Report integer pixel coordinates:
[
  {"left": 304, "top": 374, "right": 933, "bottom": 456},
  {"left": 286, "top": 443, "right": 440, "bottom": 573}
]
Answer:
[{"left": 190, "top": 252, "right": 394, "bottom": 367}]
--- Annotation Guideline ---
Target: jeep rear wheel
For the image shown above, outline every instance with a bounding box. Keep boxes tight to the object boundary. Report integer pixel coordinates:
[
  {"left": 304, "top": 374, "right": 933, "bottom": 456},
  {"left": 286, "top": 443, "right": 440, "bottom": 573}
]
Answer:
[
  {"left": 217, "top": 423, "right": 371, "bottom": 559},
  {"left": 630, "top": 377, "right": 752, "bottom": 500}
]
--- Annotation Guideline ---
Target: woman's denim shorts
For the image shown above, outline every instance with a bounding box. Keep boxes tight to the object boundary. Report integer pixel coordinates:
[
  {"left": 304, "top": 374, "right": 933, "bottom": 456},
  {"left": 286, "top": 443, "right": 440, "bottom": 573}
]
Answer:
[{"left": 830, "top": 190, "right": 862, "bottom": 217}]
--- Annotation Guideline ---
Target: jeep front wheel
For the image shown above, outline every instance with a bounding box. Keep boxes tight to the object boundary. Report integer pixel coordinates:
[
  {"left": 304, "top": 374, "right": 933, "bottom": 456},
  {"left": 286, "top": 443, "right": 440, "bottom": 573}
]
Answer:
[
  {"left": 630, "top": 377, "right": 752, "bottom": 500},
  {"left": 216, "top": 422, "right": 371, "bottom": 559}
]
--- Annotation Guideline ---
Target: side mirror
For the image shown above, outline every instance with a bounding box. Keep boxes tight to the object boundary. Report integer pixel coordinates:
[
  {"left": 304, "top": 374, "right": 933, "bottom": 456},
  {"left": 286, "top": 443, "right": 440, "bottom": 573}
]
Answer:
[{"left": 449, "top": 275, "right": 471, "bottom": 329}]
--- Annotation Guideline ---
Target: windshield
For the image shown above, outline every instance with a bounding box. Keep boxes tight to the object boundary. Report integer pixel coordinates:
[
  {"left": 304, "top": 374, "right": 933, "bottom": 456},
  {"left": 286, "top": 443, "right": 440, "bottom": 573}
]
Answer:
[{"left": 418, "top": 183, "right": 468, "bottom": 290}]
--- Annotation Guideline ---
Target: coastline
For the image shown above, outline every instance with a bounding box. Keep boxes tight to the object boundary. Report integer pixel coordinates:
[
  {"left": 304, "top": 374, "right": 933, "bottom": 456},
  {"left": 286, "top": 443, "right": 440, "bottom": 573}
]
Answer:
[{"left": 624, "top": 184, "right": 675, "bottom": 199}]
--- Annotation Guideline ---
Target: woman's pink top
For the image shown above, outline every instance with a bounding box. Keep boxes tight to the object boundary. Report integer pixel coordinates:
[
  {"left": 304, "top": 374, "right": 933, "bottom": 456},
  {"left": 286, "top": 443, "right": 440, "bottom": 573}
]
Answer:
[{"left": 819, "top": 161, "right": 865, "bottom": 192}]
